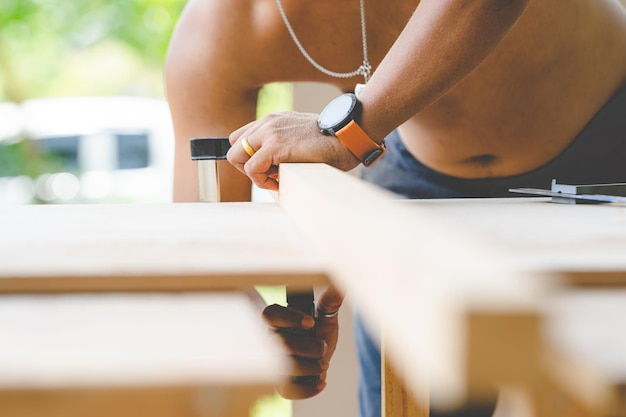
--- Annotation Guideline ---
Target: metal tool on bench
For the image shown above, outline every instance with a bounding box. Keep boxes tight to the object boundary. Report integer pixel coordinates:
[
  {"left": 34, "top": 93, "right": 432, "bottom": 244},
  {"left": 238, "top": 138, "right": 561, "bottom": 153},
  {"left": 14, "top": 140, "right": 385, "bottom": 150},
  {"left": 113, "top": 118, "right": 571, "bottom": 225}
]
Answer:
[
  {"left": 510, "top": 179, "right": 626, "bottom": 205},
  {"left": 284, "top": 285, "right": 318, "bottom": 385},
  {"left": 190, "top": 137, "right": 319, "bottom": 385}
]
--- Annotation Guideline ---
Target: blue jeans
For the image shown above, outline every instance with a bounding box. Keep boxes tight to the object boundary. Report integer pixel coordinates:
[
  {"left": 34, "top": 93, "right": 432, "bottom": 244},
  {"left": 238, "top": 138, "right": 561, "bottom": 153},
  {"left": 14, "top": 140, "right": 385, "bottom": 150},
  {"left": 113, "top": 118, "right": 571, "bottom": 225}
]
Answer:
[{"left": 355, "top": 83, "right": 626, "bottom": 417}]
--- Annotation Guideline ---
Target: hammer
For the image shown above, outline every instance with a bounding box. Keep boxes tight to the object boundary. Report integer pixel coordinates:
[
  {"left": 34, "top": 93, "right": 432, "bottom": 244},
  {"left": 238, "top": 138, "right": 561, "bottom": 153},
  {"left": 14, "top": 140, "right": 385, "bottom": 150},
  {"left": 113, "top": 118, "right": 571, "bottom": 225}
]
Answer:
[{"left": 190, "top": 137, "right": 318, "bottom": 385}]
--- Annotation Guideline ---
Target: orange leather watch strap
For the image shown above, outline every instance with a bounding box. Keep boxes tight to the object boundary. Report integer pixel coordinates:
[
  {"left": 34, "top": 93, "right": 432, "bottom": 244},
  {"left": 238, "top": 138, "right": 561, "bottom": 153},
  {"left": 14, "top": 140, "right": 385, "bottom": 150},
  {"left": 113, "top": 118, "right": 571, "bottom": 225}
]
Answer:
[{"left": 335, "top": 120, "right": 386, "bottom": 166}]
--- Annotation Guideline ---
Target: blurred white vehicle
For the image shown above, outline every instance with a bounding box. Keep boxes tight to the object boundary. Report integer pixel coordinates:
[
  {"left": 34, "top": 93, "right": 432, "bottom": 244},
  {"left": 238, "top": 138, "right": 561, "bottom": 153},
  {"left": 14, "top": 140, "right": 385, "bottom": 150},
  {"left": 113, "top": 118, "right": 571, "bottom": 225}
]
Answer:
[{"left": 0, "top": 97, "right": 174, "bottom": 204}]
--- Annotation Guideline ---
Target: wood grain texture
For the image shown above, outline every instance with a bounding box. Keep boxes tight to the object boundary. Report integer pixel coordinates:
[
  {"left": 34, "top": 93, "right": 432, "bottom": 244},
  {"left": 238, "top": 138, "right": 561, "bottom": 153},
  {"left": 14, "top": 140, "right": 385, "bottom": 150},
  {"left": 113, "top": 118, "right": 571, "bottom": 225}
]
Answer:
[
  {"left": 0, "top": 202, "right": 328, "bottom": 292},
  {"left": 0, "top": 292, "right": 284, "bottom": 417},
  {"left": 407, "top": 198, "right": 626, "bottom": 285},
  {"left": 278, "top": 163, "right": 547, "bottom": 410},
  {"left": 382, "top": 346, "right": 428, "bottom": 417},
  {"left": 0, "top": 385, "right": 269, "bottom": 417},
  {"left": 0, "top": 293, "right": 284, "bottom": 388}
]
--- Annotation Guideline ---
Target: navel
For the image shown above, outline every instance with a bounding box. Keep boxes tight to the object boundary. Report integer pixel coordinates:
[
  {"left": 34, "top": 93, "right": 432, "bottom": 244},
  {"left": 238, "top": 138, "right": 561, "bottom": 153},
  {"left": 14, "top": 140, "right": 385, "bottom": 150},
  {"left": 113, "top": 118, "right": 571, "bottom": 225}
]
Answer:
[{"left": 465, "top": 154, "right": 498, "bottom": 166}]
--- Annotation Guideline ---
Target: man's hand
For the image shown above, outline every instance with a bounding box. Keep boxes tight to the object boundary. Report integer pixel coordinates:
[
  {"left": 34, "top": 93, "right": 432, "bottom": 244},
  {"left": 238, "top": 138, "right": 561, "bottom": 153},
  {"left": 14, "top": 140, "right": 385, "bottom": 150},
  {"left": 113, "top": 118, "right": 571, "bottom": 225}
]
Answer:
[
  {"left": 262, "top": 286, "right": 344, "bottom": 399},
  {"left": 227, "top": 112, "right": 360, "bottom": 190}
]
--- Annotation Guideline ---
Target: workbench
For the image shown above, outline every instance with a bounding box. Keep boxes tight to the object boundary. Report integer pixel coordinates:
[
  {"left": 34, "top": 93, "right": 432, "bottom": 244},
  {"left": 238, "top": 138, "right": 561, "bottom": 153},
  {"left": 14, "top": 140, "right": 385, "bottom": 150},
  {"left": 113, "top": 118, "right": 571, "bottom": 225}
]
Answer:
[
  {"left": 0, "top": 202, "right": 327, "bottom": 292},
  {"left": 0, "top": 292, "right": 284, "bottom": 417},
  {"left": 278, "top": 164, "right": 626, "bottom": 417},
  {"left": 1, "top": 163, "right": 625, "bottom": 417},
  {"left": 0, "top": 201, "right": 327, "bottom": 416}
]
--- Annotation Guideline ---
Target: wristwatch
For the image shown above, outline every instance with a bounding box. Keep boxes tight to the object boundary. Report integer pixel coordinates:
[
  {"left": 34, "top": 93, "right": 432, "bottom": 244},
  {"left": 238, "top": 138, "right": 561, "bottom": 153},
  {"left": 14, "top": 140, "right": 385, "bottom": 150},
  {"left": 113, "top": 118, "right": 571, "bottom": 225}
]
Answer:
[{"left": 317, "top": 93, "right": 386, "bottom": 166}]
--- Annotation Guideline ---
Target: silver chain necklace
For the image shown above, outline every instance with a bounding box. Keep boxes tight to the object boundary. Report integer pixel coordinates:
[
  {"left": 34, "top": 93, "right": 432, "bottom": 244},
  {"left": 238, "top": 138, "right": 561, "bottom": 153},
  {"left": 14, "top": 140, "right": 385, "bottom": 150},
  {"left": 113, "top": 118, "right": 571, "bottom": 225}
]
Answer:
[{"left": 275, "top": 0, "right": 372, "bottom": 83}]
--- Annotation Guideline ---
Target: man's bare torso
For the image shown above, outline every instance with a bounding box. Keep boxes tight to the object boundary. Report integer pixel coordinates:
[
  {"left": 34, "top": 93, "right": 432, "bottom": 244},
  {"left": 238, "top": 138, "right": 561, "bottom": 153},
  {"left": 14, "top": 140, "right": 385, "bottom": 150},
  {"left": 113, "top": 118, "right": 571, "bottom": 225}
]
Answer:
[
  {"left": 180, "top": 0, "right": 626, "bottom": 179},
  {"left": 401, "top": 0, "right": 626, "bottom": 178}
]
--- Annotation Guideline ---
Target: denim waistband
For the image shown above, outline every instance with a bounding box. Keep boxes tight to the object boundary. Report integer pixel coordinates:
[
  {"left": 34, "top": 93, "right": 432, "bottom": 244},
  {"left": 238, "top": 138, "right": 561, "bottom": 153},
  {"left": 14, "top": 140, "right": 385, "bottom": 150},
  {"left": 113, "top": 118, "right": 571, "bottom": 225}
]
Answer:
[{"left": 361, "top": 84, "right": 626, "bottom": 199}]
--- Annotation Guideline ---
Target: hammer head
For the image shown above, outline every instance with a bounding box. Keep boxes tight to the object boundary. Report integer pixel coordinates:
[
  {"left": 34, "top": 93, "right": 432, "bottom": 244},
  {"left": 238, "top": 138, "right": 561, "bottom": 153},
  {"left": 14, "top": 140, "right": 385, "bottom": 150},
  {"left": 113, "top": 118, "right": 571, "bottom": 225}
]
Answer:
[{"left": 190, "top": 137, "right": 231, "bottom": 160}]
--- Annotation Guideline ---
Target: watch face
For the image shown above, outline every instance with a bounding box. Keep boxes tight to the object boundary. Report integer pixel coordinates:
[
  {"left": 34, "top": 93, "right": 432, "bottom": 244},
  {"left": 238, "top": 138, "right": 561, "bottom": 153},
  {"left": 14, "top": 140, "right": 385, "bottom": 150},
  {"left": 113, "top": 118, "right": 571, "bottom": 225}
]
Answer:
[{"left": 318, "top": 94, "right": 358, "bottom": 131}]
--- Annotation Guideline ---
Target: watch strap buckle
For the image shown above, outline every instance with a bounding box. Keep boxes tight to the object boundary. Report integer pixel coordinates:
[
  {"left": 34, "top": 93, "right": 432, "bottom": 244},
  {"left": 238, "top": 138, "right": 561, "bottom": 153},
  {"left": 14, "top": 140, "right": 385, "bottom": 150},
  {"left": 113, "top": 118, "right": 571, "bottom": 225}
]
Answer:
[{"left": 336, "top": 120, "right": 386, "bottom": 167}]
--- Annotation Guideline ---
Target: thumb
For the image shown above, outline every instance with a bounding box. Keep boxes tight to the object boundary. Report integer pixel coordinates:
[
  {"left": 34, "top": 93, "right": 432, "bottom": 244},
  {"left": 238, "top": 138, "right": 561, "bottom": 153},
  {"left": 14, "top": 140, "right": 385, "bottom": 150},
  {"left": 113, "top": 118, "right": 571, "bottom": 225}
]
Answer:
[{"left": 316, "top": 286, "right": 344, "bottom": 318}]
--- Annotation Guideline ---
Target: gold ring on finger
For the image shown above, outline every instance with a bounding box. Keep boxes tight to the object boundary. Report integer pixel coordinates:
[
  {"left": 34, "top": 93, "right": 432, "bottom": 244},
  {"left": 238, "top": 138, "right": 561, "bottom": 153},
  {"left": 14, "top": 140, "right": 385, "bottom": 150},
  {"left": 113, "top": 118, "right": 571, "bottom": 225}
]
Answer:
[{"left": 241, "top": 137, "right": 256, "bottom": 157}]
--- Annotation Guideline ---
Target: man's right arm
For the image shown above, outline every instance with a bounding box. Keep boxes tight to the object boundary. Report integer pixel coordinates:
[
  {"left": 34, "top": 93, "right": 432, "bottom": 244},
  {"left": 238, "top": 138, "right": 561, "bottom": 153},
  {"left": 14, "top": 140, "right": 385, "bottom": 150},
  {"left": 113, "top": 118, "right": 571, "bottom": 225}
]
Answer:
[{"left": 165, "top": 0, "right": 257, "bottom": 202}]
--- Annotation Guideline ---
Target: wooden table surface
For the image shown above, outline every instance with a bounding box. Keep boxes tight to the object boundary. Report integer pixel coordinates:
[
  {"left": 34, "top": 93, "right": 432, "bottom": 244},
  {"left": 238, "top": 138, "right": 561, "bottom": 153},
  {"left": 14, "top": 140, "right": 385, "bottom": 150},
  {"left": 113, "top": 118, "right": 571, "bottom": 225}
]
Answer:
[
  {"left": 405, "top": 197, "right": 626, "bottom": 415},
  {"left": 407, "top": 197, "right": 626, "bottom": 283},
  {"left": 0, "top": 202, "right": 328, "bottom": 292},
  {"left": 405, "top": 198, "right": 626, "bottom": 375},
  {"left": 0, "top": 292, "right": 286, "bottom": 417},
  {"left": 278, "top": 164, "right": 626, "bottom": 416},
  {"left": 0, "top": 201, "right": 325, "bottom": 415},
  {"left": 3, "top": 165, "right": 625, "bottom": 417}
]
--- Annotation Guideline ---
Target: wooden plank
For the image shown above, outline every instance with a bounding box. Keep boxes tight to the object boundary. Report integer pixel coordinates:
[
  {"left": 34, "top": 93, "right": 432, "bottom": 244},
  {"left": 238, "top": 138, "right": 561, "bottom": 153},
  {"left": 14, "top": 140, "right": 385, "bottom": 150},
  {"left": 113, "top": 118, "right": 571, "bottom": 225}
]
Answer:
[
  {"left": 403, "top": 199, "right": 626, "bottom": 380},
  {"left": 545, "top": 289, "right": 626, "bottom": 408},
  {"left": 465, "top": 312, "right": 542, "bottom": 395},
  {"left": 0, "top": 203, "right": 328, "bottom": 292},
  {"left": 278, "top": 163, "right": 549, "bottom": 410},
  {"left": 382, "top": 345, "right": 428, "bottom": 417},
  {"left": 406, "top": 198, "right": 626, "bottom": 285},
  {"left": 0, "top": 386, "right": 267, "bottom": 417},
  {"left": 0, "top": 292, "right": 285, "bottom": 417},
  {"left": 402, "top": 198, "right": 626, "bottom": 415}
]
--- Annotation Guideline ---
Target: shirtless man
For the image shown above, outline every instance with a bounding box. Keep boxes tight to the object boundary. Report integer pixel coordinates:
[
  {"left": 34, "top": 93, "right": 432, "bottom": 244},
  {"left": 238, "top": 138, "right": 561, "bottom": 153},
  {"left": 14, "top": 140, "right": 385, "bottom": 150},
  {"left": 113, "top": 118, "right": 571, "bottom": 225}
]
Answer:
[{"left": 165, "top": 0, "right": 626, "bottom": 414}]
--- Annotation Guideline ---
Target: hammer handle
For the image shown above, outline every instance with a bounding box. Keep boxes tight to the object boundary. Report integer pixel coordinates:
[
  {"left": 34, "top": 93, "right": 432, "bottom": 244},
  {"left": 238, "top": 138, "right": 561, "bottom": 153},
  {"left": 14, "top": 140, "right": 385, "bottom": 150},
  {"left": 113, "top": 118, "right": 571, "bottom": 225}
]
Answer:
[{"left": 286, "top": 286, "right": 320, "bottom": 385}]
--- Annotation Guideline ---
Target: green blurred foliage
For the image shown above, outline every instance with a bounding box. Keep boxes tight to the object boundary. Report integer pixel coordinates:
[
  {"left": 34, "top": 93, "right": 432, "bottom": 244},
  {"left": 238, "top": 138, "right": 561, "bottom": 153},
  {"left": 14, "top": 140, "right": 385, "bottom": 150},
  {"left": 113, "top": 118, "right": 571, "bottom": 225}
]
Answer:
[
  {"left": 0, "top": 0, "right": 187, "bottom": 101},
  {"left": 0, "top": 0, "right": 292, "bottom": 211},
  {"left": 0, "top": 141, "right": 34, "bottom": 177},
  {"left": 257, "top": 83, "right": 293, "bottom": 118},
  {"left": 0, "top": 140, "right": 62, "bottom": 177}
]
